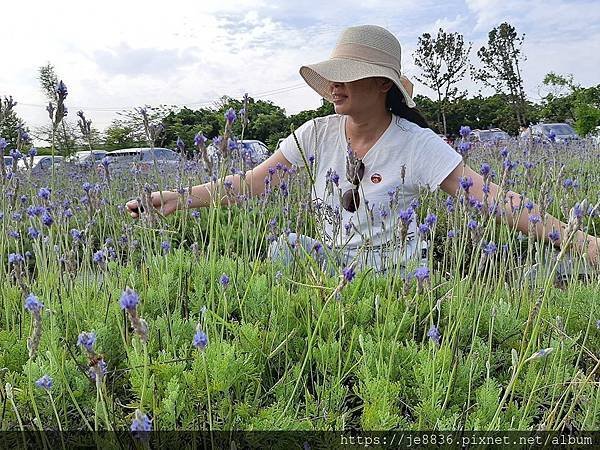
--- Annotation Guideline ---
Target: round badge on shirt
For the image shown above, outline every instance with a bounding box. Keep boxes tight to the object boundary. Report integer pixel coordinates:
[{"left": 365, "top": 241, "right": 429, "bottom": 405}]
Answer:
[{"left": 370, "top": 173, "right": 382, "bottom": 184}]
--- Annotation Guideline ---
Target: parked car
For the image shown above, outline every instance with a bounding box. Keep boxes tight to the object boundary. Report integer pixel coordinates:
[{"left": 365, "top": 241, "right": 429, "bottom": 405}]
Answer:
[
  {"left": 206, "top": 139, "right": 269, "bottom": 165},
  {"left": 72, "top": 150, "right": 107, "bottom": 166},
  {"left": 530, "top": 123, "right": 579, "bottom": 143},
  {"left": 17, "top": 156, "right": 65, "bottom": 174},
  {"left": 469, "top": 128, "right": 511, "bottom": 143},
  {"left": 102, "top": 147, "right": 181, "bottom": 173}
]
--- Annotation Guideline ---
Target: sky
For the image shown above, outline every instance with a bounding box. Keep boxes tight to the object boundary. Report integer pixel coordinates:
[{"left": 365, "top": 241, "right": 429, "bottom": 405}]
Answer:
[{"left": 1, "top": 0, "right": 599, "bottom": 143}]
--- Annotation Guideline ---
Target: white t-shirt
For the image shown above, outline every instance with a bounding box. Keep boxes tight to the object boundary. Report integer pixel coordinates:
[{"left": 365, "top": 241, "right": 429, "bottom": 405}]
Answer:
[{"left": 279, "top": 113, "right": 462, "bottom": 271}]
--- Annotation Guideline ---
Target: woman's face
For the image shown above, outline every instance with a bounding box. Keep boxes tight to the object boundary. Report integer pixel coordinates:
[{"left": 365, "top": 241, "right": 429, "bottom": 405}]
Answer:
[{"left": 330, "top": 77, "right": 392, "bottom": 116}]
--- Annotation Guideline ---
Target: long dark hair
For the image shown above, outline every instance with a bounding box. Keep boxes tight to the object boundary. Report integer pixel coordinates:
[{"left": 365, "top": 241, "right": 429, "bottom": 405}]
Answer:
[{"left": 386, "top": 85, "right": 430, "bottom": 129}]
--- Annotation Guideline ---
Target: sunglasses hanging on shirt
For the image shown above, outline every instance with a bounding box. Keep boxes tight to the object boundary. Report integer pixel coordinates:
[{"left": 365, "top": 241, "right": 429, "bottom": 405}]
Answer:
[{"left": 342, "top": 149, "right": 365, "bottom": 213}]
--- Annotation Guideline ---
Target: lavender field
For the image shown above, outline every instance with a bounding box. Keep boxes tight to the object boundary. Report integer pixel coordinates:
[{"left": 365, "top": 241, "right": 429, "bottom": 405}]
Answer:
[{"left": 1, "top": 105, "right": 600, "bottom": 435}]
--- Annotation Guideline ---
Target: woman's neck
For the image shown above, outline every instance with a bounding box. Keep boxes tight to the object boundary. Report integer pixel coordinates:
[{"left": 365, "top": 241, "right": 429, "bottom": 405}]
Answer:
[{"left": 345, "top": 110, "right": 392, "bottom": 156}]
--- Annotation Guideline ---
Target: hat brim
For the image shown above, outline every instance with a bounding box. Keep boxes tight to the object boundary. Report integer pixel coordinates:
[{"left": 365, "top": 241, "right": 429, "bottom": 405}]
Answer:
[{"left": 300, "top": 58, "right": 416, "bottom": 108}]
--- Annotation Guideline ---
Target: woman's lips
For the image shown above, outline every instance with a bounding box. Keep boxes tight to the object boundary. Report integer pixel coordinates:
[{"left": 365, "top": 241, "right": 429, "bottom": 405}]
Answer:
[{"left": 332, "top": 94, "right": 346, "bottom": 103}]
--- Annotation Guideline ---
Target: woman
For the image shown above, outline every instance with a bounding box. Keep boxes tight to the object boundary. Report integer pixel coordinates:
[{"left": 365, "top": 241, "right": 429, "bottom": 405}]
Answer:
[{"left": 126, "top": 24, "right": 599, "bottom": 276}]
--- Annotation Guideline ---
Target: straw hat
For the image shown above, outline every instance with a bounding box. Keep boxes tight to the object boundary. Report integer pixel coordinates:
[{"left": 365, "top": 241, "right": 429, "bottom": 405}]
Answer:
[{"left": 300, "top": 25, "right": 415, "bottom": 108}]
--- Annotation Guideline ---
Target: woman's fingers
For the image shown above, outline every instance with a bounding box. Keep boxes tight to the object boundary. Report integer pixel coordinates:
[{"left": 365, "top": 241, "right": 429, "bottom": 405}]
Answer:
[{"left": 126, "top": 192, "right": 179, "bottom": 219}]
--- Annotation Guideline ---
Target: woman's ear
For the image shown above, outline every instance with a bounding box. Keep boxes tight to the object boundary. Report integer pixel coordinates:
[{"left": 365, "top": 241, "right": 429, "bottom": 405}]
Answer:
[{"left": 377, "top": 77, "right": 394, "bottom": 93}]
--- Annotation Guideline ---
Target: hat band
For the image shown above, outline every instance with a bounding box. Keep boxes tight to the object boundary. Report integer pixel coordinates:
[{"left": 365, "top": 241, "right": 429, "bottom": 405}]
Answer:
[{"left": 330, "top": 43, "right": 401, "bottom": 76}]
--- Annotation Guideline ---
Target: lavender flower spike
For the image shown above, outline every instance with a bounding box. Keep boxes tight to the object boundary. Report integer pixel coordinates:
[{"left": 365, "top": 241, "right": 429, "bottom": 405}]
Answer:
[
  {"left": 120, "top": 287, "right": 140, "bottom": 311},
  {"left": 35, "top": 374, "right": 53, "bottom": 391},
  {"left": 131, "top": 409, "right": 152, "bottom": 432}
]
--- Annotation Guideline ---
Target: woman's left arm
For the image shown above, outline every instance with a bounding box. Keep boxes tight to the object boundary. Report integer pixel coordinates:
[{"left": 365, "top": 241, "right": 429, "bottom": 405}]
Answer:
[{"left": 439, "top": 162, "right": 599, "bottom": 266}]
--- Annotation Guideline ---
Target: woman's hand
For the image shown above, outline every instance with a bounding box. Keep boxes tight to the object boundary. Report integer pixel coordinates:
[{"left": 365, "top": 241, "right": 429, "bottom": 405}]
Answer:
[
  {"left": 588, "top": 236, "right": 600, "bottom": 268},
  {"left": 125, "top": 190, "right": 181, "bottom": 219}
]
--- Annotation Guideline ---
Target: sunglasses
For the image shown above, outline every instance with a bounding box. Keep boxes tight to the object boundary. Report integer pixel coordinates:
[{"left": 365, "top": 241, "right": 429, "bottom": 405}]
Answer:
[{"left": 342, "top": 155, "right": 365, "bottom": 213}]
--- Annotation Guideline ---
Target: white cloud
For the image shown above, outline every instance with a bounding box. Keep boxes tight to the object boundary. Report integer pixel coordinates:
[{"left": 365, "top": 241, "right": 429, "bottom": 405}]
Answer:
[{"left": 1, "top": 0, "right": 598, "bottom": 143}]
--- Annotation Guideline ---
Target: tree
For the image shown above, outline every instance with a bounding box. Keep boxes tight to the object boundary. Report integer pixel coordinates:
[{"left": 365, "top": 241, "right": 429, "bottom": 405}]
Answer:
[
  {"left": 161, "top": 96, "right": 290, "bottom": 154},
  {"left": 473, "top": 22, "right": 528, "bottom": 126},
  {"left": 538, "top": 72, "right": 578, "bottom": 123},
  {"left": 0, "top": 96, "right": 27, "bottom": 152},
  {"left": 539, "top": 72, "right": 600, "bottom": 135},
  {"left": 413, "top": 28, "right": 471, "bottom": 134},
  {"left": 37, "top": 63, "right": 77, "bottom": 155}
]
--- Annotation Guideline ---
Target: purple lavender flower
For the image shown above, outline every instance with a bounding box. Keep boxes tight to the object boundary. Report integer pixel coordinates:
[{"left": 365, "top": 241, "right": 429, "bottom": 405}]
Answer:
[
  {"left": 468, "top": 219, "right": 479, "bottom": 230},
  {"left": 458, "top": 142, "right": 471, "bottom": 156},
  {"left": 131, "top": 409, "right": 152, "bottom": 432},
  {"left": 459, "top": 177, "right": 473, "bottom": 193},
  {"left": 28, "top": 227, "right": 40, "bottom": 239},
  {"left": 483, "top": 242, "right": 497, "bottom": 255},
  {"left": 427, "top": 325, "right": 441, "bottom": 345},
  {"left": 25, "top": 293, "right": 44, "bottom": 312},
  {"left": 500, "top": 147, "right": 509, "bottom": 158},
  {"left": 447, "top": 229, "right": 457, "bottom": 238},
  {"left": 398, "top": 207, "right": 414, "bottom": 225},
  {"left": 459, "top": 126, "right": 471, "bottom": 137},
  {"left": 219, "top": 273, "right": 230, "bottom": 287},
  {"left": 480, "top": 163, "right": 491, "bottom": 176},
  {"left": 528, "top": 214, "right": 541, "bottom": 225},
  {"left": 418, "top": 223, "right": 430, "bottom": 235},
  {"left": 193, "top": 327, "right": 208, "bottom": 350},
  {"left": 120, "top": 287, "right": 140, "bottom": 311},
  {"left": 0, "top": 137, "right": 7, "bottom": 150},
  {"left": 161, "top": 241, "right": 171, "bottom": 252},
  {"left": 35, "top": 374, "right": 53, "bottom": 391},
  {"left": 92, "top": 250, "right": 105, "bottom": 264},
  {"left": 194, "top": 133, "right": 207, "bottom": 147},
  {"left": 342, "top": 266, "right": 356, "bottom": 283},
  {"left": 414, "top": 267, "right": 430, "bottom": 282},
  {"left": 503, "top": 159, "right": 517, "bottom": 171},
  {"left": 70, "top": 229, "right": 83, "bottom": 241},
  {"left": 425, "top": 213, "right": 437, "bottom": 227},
  {"left": 10, "top": 149, "right": 23, "bottom": 161},
  {"left": 89, "top": 358, "right": 107, "bottom": 381},
  {"left": 8, "top": 253, "right": 24, "bottom": 265},
  {"left": 548, "top": 229, "right": 560, "bottom": 242},
  {"left": 445, "top": 196, "right": 455, "bottom": 212},
  {"left": 524, "top": 200, "right": 534, "bottom": 212},
  {"left": 8, "top": 230, "right": 20, "bottom": 239},
  {"left": 77, "top": 331, "right": 96, "bottom": 352},
  {"left": 41, "top": 211, "right": 53, "bottom": 227},
  {"left": 38, "top": 187, "right": 51, "bottom": 200},
  {"left": 224, "top": 108, "right": 237, "bottom": 124}
]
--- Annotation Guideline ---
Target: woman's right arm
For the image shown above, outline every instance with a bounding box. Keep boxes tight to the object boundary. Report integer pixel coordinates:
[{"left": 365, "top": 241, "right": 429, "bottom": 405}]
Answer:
[{"left": 125, "top": 149, "right": 293, "bottom": 218}]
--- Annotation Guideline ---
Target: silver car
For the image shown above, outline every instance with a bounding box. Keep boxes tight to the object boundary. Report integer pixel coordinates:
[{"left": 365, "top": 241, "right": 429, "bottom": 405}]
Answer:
[
  {"left": 17, "top": 156, "right": 65, "bottom": 174},
  {"left": 206, "top": 139, "right": 269, "bottom": 165},
  {"left": 72, "top": 150, "right": 107, "bottom": 167},
  {"left": 530, "top": 123, "right": 579, "bottom": 143},
  {"left": 469, "top": 128, "right": 511, "bottom": 143},
  {"left": 103, "top": 147, "right": 181, "bottom": 173}
]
